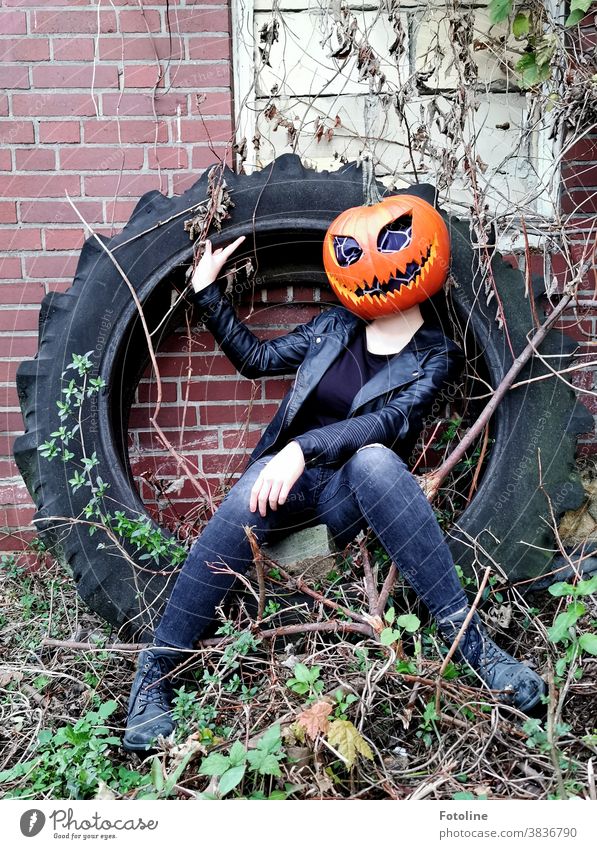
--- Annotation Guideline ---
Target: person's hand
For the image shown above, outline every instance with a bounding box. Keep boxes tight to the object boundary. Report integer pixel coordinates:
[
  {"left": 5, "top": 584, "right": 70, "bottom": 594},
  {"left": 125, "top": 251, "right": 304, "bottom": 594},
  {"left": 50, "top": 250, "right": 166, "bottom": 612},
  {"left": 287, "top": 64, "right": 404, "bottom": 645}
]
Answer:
[
  {"left": 191, "top": 235, "right": 246, "bottom": 293},
  {"left": 249, "top": 442, "right": 306, "bottom": 517}
]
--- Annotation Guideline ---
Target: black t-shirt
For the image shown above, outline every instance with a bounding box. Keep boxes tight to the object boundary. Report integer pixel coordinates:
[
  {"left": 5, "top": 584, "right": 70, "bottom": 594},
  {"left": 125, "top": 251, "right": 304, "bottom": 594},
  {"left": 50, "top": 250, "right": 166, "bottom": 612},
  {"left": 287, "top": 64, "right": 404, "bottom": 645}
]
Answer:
[{"left": 285, "top": 324, "right": 392, "bottom": 437}]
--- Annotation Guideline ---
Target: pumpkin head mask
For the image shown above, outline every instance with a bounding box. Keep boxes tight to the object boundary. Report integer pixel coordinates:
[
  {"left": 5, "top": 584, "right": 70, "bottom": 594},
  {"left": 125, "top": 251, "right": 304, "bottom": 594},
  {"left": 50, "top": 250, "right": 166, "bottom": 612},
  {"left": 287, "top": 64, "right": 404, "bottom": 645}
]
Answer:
[{"left": 322, "top": 195, "right": 450, "bottom": 320}]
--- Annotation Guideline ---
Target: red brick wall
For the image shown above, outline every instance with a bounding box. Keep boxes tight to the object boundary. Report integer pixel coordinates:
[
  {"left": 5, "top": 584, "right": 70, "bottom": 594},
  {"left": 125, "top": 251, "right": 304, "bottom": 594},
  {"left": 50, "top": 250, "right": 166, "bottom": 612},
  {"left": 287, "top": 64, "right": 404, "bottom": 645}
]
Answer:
[
  {"left": 550, "top": 12, "right": 597, "bottom": 461},
  {"left": 0, "top": 3, "right": 595, "bottom": 556},
  {"left": 0, "top": 0, "right": 234, "bottom": 552}
]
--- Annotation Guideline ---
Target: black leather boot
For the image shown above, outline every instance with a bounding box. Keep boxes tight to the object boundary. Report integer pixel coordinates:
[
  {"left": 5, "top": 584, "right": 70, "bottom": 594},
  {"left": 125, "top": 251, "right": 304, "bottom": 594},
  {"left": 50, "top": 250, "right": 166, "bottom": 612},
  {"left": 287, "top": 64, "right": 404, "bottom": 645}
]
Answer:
[
  {"left": 436, "top": 609, "right": 546, "bottom": 713},
  {"left": 122, "top": 645, "right": 187, "bottom": 754}
]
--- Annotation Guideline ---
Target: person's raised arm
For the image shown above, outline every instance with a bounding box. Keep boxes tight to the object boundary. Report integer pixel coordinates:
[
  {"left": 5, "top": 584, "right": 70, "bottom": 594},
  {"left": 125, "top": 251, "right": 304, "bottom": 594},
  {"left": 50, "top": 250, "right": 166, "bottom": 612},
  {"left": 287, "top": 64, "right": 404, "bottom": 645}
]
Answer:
[{"left": 190, "top": 237, "right": 320, "bottom": 378}]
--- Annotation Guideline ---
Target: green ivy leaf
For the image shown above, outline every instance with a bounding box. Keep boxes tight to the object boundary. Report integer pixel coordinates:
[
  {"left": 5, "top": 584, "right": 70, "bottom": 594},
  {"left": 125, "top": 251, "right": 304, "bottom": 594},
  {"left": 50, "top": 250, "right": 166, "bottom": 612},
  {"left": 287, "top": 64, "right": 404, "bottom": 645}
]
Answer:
[
  {"left": 199, "top": 752, "right": 229, "bottom": 777},
  {"left": 548, "top": 581, "right": 576, "bottom": 597},
  {"left": 219, "top": 765, "right": 245, "bottom": 796},
  {"left": 396, "top": 614, "right": 420, "bottom": 633},
  {"left": 579, "top": 633, "right": 597, "bottom": 656},
  {"left": 512, "top": 11, "right": 530, "bottom": 38},
  {"left": 489, "top": 0, "right": 512, "bottom": 25}
]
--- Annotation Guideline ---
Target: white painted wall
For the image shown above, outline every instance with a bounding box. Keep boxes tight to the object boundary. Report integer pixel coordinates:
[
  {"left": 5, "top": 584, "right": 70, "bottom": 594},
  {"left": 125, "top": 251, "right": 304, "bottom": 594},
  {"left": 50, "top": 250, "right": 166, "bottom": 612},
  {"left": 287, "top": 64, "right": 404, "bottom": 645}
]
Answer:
[{"left": 232, "top": 0, "right": 558, "bottom": 231}]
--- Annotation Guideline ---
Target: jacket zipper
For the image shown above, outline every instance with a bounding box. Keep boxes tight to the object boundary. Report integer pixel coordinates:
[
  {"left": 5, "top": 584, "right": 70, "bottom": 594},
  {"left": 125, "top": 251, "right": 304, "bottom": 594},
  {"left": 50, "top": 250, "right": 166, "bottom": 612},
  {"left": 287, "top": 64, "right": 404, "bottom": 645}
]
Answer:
[{"left": 277, "top": 360, "right": 302, "bottom": 439}]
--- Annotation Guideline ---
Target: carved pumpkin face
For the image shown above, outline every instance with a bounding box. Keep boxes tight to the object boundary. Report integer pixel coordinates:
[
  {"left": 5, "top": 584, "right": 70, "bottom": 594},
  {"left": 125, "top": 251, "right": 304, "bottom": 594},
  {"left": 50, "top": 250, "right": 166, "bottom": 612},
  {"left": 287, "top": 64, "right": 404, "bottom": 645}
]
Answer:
[{"left": 322, "top": 195, "right": 450, "bottom": 320}]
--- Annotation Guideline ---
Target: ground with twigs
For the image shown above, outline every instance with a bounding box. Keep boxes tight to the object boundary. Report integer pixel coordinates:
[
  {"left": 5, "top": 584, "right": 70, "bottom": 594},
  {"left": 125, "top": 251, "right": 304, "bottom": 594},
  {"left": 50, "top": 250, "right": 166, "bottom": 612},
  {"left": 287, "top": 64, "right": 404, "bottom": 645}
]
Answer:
[{"left": 1, "top": 532, "right": 596, "bottom": 802}]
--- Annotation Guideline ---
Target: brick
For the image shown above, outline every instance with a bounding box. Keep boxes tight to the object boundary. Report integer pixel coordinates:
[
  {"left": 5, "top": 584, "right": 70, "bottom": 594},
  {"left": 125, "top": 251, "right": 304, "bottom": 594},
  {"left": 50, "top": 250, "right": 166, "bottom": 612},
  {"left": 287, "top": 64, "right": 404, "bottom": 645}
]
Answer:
[
  {"left": 0, "top": 458, "right": 18, "bottom": 477},
  {"left": 44, "top": 228, "right": 87, "bottom": 251},
  {"left": 39, "top": 121, "right": 80, "bottom": 144},
  {"left": 187, "top": 353, "right": 238, "bottom": 376},
  {"left": 193, "top": 91, "right": 232, "bottom": 115},
  {"left": 136, "top": 381, "right": 178, "bottom": 403},
  {"left": 563, "top": 137, "right": 597, "bottom": 161},
  {"left": 0, "top": 150, "right": 11, "bottom": 170},
  {"left": 0, "top": 334, "right": 38, "bottom": 358},
  {"left": 0, "top": 411, "right": 27, "bottom": 432},
  {"left": 20, "top": 199, "right": 103, "bottom": 224},
  {"left": 15, "top": 149, "right": 56, "bottom": 171},
  {"left": 155, "top": 330, "right": 216, "bottom": 354},
  {"left": 0, "top": 65, "right": 30, "bottom": 89},
  {"left": 0, "top": 173, "right": 80, "bottom": 198},
  {"left": 187, "top": 36, "right": 230, "bottom": 61},
  {"left": 0, "top": 506, "right": 36, "bottom": 529},
  {"left": 238, "top": 304, "right": 319, "bottom": 325},
  {"left": 0, "top": 202, "right": 17, "bottom": 224},
  {"left": 0, "top": 11, "right": 26, "bottom": 34},
  {"left": 191, "top": 145, "right": 232, "bottom": 170},
  {"left": 135, "top": 427, "right": 218, "bottom": 452},
  {"left": 0, "top": 310, "right": 39, "bottom": 333},
  {"left": 60, "top": 146, "right": 144, "bottom": 171},
  {"left": 0, "top": 96, "right": 7, "bottom": 117},
  {"left": 0, "top": 230, "right": 43, "bottom": 251},
  {"left": 119, "top": 9, "right": 162, "bottom": 32},
  {"left": 0, "top": 120, "right": 34, "bottom": 144},
  {"left": 0, "top": 283, "right": 44, "bottom": 308},
  {"left": 99, "top": 36, "right": 184, "bottom": 61},
  {"left": 173, "top": 9, "right": 229, "bottom": 33},
  {"left": 3, "top": 0, "right": 90, "bottom": 5},
  {"left": 83, "top": 118, "right": 168, "bottom": 144},
  {"left": 178, "top": 118, "right": 232, "bottom": 143},
  {"left": 0, "top": 532, "right": 37, "bottom": 552},
  {"left": 84, "top": 173, "right": 160, "bottom": 197},
  {"left": 128, "top": 404, "right": 197, "bottom": 429},
  {"left": 169, "top": 63, "right": 230, "bottom": 88},
  {"left": 24, "top": 254, "right": 78, "bottom": 279},
  {"left": 199, "top": 402, "right": 277, "bottom": 425},
  {"left": 12, "top": 92, "right": 99, "bottom": 117},
  {"left": 264, "top": 377, "right": 293, "bottom": 399},
  {"left": 104, "top": 199, "right": 138, "bottom": 223},
  {"left": 561, "top": 190, "right": 597, "bottom": 214},
  {"left": 0, "top": 257, "right": 22, "bottom": 279},
  {"left": 123, "top": 64, "right": 166, "bottom": 88},
  {"left": 0, "top": 37, "right": 50, "bottom": 61},
  {"left": 201, "top": 453, "right": 248, "bottom": 475},
  {"left": 172, "top": 171, "right": 204, "bottom": 195},
  {"left": 31, "top": 10, "right": 117, "bottom": 34},
  {"left": 187, "top": 379, "right": 258, "bottom": 402},
  {"left": 102, "top": 91, "right": 189, "bottom": 117},
  {"left": 222, "top": 428, "right": 262, "bottom": 449},
  {"left": 148, "top": 147, "right": 188, "bottom": 169},
  {"left": 31, "top": 64, "right": 119, "bottom": 89},
  {"left": 52, "top": 37, "right": 95, "bottom": 61},
  {"left": 562, "top": 164, "right": 597, "bottom": 189}
]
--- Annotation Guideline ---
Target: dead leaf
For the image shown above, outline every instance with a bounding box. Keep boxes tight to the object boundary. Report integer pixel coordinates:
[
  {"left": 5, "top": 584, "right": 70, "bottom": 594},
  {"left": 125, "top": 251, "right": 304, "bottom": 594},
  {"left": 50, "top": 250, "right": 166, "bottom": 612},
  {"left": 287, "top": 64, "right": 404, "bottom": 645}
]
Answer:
[
  {"left": 297, "top": 701, "right": 333, "bottom": 740},
  {"left": 326, "top": 719, "right": 374, "bottom": 768}
]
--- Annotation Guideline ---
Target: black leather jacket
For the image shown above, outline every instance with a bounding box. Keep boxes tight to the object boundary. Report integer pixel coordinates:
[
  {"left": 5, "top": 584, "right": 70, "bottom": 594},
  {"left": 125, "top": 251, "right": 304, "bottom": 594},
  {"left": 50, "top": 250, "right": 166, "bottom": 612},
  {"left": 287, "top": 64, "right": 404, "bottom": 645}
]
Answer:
[{"left": 190, "top": 282, "right": 465, "bottom": 472}]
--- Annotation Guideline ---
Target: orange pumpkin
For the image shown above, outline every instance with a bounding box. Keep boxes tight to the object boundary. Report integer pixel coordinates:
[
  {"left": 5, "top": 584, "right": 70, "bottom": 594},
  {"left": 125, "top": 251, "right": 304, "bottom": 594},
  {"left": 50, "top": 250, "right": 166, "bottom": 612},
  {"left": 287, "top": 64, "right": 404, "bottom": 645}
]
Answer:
[{"left": 322, "top": 194, "right": 451, "bottom": 319}]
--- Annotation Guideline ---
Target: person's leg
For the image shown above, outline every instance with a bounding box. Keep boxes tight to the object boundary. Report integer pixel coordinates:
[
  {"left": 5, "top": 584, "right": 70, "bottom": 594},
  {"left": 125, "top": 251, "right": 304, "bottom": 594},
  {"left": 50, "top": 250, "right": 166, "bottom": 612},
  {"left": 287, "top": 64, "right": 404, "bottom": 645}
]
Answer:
[
  {"left": 314, "top": 443, "right": 469, "bottom": 620},
  {"left": 313, "top": 443, "right": 546, "bottom": 712},
  {"left": 153, "top": 451, "right": 322, "bottom": 649},
  {"left": 123, "top": 451, "right": 322, "bottom": 753}
]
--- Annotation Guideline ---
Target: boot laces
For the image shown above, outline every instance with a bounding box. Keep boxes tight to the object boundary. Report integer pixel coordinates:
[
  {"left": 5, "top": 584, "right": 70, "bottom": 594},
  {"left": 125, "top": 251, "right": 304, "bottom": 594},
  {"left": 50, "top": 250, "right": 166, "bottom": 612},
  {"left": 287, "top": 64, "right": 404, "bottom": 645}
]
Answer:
[{"left": 138, "top": 655, "right": 176, "bottom": 710}]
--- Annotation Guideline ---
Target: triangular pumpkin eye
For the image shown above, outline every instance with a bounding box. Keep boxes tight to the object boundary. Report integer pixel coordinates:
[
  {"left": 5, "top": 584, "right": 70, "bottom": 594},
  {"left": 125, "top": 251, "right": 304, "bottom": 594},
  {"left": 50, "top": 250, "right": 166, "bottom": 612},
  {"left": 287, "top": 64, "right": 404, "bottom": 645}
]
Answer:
[
  {"left": 333, "top": 235, "right": 363, "bottom": 267},
  {"left": 377, "top": 214, "right": 412, "bottom": 253}
]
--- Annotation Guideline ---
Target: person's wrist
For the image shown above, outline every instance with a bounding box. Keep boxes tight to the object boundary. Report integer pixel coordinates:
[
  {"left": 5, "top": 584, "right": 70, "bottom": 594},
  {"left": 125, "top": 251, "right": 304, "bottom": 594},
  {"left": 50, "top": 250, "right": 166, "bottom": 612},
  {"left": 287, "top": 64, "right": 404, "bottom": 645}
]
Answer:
[{"left": 192, "top": 276, "right": 216, "bottom": 294}]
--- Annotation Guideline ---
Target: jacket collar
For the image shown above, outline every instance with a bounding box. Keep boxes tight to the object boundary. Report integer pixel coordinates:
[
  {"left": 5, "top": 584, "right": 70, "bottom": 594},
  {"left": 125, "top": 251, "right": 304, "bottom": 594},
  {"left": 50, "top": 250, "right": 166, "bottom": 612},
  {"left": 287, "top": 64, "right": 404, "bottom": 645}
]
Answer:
[
  {"left": 292, "top": 305, "right": 446, "bottom": 420},
  {"left": 335, "top": 308, "right": 432, "bottom": 416},
  {"left": 333, "top": 304, "right": 445, "bottom": 353}
]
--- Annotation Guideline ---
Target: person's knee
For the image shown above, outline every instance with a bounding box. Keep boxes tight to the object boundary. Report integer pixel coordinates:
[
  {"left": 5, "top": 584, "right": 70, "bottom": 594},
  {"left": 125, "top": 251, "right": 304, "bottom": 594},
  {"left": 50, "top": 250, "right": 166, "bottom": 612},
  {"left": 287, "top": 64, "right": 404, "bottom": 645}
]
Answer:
[{"left": 353, "top": 443, "right": 405, "bottom": 471}]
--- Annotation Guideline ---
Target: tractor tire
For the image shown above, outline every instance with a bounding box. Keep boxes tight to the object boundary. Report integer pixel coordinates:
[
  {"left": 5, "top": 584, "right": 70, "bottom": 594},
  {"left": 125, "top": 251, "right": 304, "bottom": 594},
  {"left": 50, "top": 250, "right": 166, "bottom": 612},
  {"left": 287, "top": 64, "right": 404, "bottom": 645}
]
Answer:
[{"left": 13, "top": 153, "right": 592, "bottom": 641}]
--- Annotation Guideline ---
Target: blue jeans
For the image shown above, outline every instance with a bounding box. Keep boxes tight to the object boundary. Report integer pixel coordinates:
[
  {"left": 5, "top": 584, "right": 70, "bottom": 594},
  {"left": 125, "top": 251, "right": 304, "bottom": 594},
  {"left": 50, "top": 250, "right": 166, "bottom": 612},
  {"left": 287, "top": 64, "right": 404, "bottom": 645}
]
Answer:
[{"left": 153, "top": 444, "right": 470, "bottom": 649}]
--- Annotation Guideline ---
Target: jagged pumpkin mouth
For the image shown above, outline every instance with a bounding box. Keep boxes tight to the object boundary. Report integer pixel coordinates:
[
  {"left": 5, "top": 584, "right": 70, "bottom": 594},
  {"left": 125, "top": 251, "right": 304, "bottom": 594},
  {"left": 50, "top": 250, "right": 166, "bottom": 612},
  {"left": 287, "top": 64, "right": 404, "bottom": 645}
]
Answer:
[{"left": 353, "top": 239, "right": 436, "bottom": 298}]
